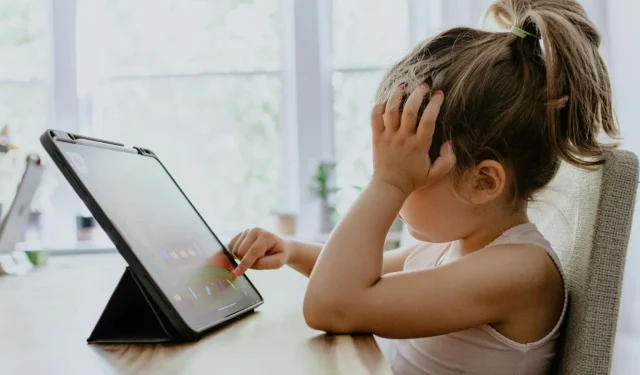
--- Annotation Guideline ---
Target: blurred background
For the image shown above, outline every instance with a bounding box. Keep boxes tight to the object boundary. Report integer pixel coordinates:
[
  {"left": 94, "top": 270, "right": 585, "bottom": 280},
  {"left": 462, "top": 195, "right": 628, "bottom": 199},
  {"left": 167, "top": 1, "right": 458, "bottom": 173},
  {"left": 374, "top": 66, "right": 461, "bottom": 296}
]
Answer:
[{"left": 1, "top": 0, "right": 639, "bottom": 371}]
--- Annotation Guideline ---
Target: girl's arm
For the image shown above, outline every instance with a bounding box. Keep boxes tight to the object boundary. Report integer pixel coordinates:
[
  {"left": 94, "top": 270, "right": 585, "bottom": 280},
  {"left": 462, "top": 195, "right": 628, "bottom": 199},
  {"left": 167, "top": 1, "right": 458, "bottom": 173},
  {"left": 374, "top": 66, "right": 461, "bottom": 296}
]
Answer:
[
  {"left": 284, "top": 240, "right": 322, "bottom": 277},
  {"left": 306, "top": 238, "right": 555, "bottom": 338},
  {"left": 303, "top": 85, "right": 555, "bottom": 338},
  {"left": 286, "top": 239, "right": 419, "bottom": 277},
  {"left": 229, "top": 229, "right": 420, "bottom": 278}
]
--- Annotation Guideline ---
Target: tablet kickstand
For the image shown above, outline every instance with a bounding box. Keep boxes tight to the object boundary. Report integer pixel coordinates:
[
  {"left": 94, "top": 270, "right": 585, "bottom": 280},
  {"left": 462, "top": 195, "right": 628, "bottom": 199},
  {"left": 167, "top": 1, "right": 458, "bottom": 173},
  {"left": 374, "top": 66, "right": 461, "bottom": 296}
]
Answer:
[{"left": 87, "top": 267, "right": 175, "bottom": 344}]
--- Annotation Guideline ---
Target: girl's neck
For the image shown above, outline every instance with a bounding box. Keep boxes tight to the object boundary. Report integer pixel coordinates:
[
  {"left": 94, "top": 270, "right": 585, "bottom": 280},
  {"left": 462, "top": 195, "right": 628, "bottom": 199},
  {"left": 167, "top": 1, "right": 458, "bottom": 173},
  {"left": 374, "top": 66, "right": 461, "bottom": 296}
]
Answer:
[{"left": 455, "top": 209, "right": 530, "bottom": 255}]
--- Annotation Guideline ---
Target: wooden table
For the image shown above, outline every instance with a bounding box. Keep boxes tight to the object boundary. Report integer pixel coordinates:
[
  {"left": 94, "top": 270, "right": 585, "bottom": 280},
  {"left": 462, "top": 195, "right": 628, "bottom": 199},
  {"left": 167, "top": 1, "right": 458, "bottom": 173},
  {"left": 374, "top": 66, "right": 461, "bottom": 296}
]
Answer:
[{"left": 0, "top": 254, "right": 391, "bottom": 375}]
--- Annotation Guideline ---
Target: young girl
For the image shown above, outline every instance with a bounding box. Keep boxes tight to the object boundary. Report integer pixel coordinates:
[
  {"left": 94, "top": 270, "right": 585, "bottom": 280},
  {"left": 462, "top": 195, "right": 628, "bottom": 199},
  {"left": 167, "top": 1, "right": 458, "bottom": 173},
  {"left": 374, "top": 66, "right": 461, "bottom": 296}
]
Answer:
[{"left": 228, "top": 0, "right": 617, "bottom": 373}]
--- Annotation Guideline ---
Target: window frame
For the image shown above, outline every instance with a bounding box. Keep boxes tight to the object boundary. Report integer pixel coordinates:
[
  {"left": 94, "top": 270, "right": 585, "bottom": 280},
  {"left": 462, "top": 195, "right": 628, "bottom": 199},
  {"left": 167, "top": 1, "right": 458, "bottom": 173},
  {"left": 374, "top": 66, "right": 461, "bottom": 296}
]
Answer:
[{"left": 317, "top": 0, "right": 434, "bottom": 222}]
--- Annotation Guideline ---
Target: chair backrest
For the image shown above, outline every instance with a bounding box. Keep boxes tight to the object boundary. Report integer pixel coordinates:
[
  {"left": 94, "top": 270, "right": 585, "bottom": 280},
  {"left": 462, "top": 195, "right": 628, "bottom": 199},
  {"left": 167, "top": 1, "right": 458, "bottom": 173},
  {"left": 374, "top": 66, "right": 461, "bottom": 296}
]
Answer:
[{"left": 529, "top": 149, "right": 639, "bottom": 375}]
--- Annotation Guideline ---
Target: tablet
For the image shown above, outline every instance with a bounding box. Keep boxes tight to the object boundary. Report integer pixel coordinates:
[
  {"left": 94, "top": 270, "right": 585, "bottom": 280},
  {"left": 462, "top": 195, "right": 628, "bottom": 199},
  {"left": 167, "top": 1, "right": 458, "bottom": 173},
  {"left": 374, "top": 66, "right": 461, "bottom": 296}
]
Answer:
[{"left": 40, "top": 130, "right": 263, "bottom": 339}]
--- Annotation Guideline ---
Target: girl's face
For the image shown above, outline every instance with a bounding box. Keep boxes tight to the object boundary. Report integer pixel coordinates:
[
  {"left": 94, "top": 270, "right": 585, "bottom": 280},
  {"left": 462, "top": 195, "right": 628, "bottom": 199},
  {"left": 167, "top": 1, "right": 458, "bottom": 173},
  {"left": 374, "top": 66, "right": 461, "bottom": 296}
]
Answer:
[
  {"left": 400, "top": 159, "right": 518, "bottom": 244},
  {"left": 399, "top": 173, "right": 482, "bottom": 243}
]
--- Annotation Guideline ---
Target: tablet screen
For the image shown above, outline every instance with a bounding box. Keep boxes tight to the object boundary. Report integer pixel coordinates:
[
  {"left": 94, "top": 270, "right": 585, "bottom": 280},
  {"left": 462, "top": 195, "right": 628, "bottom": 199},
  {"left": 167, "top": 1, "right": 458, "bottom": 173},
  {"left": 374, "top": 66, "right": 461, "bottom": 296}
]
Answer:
[{"left": 57, "top": 141, "right": 262, "bottom": 331}]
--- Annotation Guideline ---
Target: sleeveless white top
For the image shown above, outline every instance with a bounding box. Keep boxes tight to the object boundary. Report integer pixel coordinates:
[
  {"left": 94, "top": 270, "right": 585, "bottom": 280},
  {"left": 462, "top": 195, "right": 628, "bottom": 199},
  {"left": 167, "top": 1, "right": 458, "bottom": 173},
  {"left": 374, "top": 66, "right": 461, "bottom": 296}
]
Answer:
[{"left": 375, "top": 223, "right": 567, "bottom": 375}]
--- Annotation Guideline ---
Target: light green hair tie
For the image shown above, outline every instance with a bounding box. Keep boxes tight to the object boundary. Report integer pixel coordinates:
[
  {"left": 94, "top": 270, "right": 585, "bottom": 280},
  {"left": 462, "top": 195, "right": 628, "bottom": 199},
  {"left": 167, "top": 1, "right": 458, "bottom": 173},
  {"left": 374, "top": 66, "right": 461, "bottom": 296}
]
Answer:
[{"left": 511, "top": 26, "right": 537, "bottom": 39}]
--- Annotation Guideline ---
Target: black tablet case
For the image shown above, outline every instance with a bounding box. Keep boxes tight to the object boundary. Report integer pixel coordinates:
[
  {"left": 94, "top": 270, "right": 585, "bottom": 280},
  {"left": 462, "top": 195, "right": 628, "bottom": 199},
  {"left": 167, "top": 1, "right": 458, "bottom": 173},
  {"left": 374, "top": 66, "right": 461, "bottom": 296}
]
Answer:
[
  {"left": 40, "top": 130, "right": 262, "bottom": 344},
  {"left": 87, "top": 267, "right": 178, "bottom": 344}
]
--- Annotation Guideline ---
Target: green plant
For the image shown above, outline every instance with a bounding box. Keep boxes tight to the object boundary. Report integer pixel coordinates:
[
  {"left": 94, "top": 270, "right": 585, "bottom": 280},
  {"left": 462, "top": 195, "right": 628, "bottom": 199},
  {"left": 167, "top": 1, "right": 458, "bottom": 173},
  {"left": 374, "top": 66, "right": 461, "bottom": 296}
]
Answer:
[{"left": 309, "top": 161, "right": 338, "bottom": 204}]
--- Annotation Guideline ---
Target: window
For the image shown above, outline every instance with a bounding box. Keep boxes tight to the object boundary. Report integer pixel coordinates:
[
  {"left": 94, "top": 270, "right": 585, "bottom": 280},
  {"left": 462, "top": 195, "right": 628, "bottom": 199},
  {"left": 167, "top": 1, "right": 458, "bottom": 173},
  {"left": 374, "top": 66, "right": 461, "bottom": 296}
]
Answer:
[
  {"left": 0, "top": 0, "right": 49, "bottom": 153},
  {"left": 332, "top": 0, "right": 411, "bottom": 214},
  {"left": 76, "top": 0, "right": 283, "bottom": 235},
  {"left": 0, "top": 0, "right": 435, "bottom": 244},
  {"left": 0, "top": 0, "right": 54, "bottom": 217}
]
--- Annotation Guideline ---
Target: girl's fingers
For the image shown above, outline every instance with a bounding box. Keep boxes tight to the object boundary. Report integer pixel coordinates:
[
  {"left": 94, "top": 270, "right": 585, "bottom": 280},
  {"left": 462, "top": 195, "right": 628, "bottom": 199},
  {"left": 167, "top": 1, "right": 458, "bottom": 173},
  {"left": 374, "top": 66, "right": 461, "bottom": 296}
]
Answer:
[
  {"left": 228, "top": 231, "right": 243, "bottom": 254},
  {"left": 428, "top": 141, "right": 456, "bottom": 180},
  {"left": 371, "top": 103, "right": 386, "bottom": 135},
  {"left": 400, "top": 83, "right": 429, "bottom": 135},
  {"left": 383, "top": 84, "right": 405, "bottom": 131},
  {"left": 229, "top": 230, "right": 247, "bottom": 258},
  {"left": 417, "top": 90, "right": 444, "bottom": 143},
  {"left": 233, "top": 237, "right": 268, "bottom": 276},
  {"left": 251, "top": 252, "right": 287, "bottom": 270},
  {"left": 236, "top": 230, "right": 258, "bottom": 259}
]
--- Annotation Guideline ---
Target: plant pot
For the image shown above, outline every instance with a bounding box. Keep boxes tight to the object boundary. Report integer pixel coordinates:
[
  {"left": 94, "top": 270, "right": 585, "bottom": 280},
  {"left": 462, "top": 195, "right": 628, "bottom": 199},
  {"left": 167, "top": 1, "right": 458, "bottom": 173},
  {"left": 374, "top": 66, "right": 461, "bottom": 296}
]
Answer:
[
  {"left": 275, "top": 213, "right": 297, "bottom": 236},
  {"left": 25, "top": 250, "right": 50, "bottom": 266}
]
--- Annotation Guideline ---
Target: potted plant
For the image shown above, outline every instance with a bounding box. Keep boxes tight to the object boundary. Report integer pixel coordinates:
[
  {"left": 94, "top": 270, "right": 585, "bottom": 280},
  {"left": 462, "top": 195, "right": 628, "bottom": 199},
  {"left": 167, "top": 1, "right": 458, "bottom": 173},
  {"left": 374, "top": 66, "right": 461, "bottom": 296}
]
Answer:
[{"left": 309, "top": 161, "right": 339, "bottom": 234}]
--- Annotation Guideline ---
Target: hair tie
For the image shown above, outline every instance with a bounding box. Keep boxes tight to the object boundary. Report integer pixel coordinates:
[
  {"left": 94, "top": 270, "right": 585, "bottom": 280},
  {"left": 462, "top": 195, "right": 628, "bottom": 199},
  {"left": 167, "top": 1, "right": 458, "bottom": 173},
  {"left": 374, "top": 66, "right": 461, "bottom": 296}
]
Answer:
[{"left": 511, "top": 26, "right": 537, "bottom": 39}]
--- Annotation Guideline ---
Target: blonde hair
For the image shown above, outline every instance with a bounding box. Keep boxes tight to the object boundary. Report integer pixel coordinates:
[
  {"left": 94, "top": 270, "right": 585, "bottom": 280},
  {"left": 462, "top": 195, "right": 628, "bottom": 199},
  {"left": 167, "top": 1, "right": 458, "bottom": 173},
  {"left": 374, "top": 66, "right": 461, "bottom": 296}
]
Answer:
[{"left": 376, "top": 0, "right": 618, "bottom": 200}]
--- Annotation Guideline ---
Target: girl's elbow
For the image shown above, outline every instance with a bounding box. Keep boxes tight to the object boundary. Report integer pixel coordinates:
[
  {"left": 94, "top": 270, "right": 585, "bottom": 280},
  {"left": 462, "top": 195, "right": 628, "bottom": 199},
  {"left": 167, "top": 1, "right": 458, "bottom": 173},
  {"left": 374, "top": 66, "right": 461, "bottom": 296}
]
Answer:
[
  {"left": 303, "top": 309, "right": 331, "bottom": 332},
  {"left": 303, "top": 293, "right": 353, "bottom": 333}
]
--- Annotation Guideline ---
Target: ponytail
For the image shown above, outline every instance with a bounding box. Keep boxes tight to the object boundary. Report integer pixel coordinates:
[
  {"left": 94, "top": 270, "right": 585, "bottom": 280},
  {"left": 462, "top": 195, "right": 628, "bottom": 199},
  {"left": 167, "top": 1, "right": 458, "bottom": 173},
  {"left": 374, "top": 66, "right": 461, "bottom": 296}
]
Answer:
[{"left": 489, "top": 0, "right": 618, "bottom": 167}]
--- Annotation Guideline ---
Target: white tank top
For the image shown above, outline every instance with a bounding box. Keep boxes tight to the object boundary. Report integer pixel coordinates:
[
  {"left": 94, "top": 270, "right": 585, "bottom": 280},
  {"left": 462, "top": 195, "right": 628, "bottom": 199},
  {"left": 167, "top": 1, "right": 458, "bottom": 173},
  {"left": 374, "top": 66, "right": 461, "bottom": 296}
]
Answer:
[{"left": 375, "top": 223, "right": 567, "bottom": 375}]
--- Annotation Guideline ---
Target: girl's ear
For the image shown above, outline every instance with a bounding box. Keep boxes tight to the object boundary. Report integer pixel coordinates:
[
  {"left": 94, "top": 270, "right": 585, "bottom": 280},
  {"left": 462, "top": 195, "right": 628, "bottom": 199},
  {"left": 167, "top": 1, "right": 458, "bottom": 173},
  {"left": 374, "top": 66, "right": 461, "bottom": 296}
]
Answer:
[{"left": 468, "top": 160, "right": 507, "bottom": 205}]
